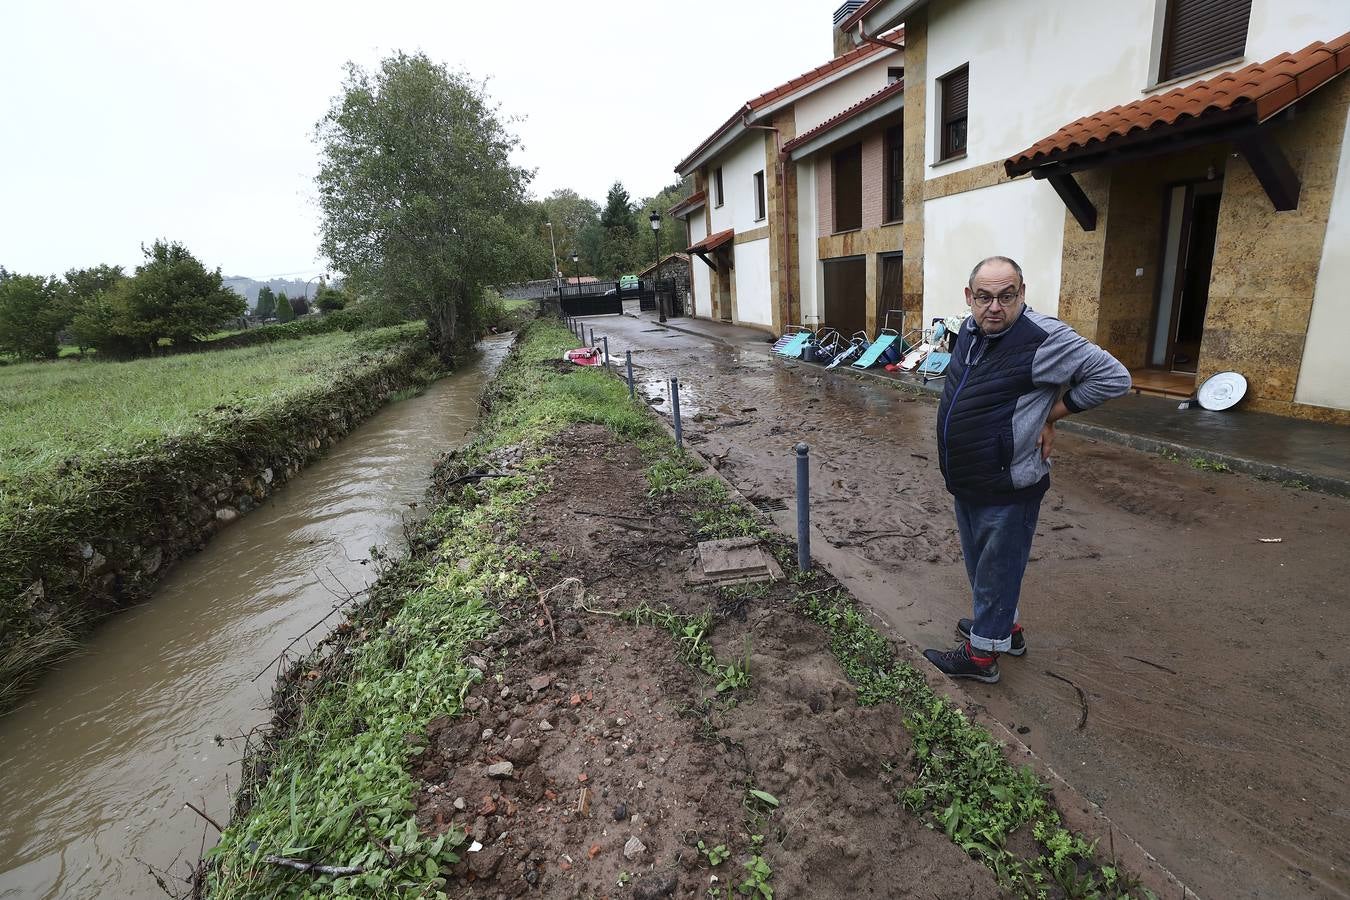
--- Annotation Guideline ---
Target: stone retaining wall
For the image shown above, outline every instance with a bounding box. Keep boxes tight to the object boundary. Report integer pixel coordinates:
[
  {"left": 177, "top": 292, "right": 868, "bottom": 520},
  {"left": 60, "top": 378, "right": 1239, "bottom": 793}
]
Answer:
[{"left": 0, "top": 338, "right": 440, "bottom": 712}]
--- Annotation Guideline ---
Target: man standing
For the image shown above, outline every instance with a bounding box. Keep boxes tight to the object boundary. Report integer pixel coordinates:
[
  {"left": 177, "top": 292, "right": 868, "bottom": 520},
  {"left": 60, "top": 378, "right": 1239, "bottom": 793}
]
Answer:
[{"left": 924, "top": 256, "right": 1130, "bottom": 683}]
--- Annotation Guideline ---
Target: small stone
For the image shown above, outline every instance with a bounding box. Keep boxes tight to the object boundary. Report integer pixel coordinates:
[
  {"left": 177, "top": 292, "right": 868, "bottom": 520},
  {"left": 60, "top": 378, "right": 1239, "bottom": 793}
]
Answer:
[
  {"left": 464, "top": 696, "right": 483, "bottom": 712},
  {"left": 261, "top": 467, "right": 274, "bottom": 484},
  {"left": 214, "top": 508, "right": 239, "bottom": 524},
  {"left": 613, "top": 802, "right": 628, "bottom": 821},
  {"left": 538, "top": 720, "right": 554, "bottom": 732},
  {"left": 633, "top": 870, "right": 679, "bottom": 900},
  {"left": 615, "top": 717, "right": 627, "bottom": 726},
  {"left": 486, "top": 761, "right": 515, "bottom": 779},
  {"left": 623, "top": 836, "right": 646, "bottom": 860},
  {"left": 500, "top": 687, "right": 511, "bottom": 700},
  {"left": 468, "top": 655, "right": 489, "bottom": 670},
  {"left": 603, "top": 757, "right": 613, "bottom": 767},
  {"left": 528, "top": 674, "right": 552, "bottom": 692},
  {"left": 481, "top": 728, "right": 494, "bottom": 741},
  {"left": 453, "top": 797, "right": 466, "bottom": 810}
]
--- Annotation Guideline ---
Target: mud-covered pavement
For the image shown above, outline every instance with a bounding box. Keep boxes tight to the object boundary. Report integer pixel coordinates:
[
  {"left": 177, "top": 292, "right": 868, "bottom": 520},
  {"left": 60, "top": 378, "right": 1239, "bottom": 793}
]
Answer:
[{"left": 590, "top": 313, "right": 1350, "bottom": 900}]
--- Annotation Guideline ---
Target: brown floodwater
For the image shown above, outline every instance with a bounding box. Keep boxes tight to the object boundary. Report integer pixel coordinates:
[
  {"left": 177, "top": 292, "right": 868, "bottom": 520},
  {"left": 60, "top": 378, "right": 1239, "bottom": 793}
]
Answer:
[{"left": 0, "top": 334, "right": 511, "bottom": 900}]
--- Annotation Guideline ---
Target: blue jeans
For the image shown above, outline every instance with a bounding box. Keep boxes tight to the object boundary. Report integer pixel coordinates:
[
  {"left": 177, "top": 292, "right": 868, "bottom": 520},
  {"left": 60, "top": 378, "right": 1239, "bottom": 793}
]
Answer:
[{"left": 954, "top": 496, "right": 1042, "bottom": 652}]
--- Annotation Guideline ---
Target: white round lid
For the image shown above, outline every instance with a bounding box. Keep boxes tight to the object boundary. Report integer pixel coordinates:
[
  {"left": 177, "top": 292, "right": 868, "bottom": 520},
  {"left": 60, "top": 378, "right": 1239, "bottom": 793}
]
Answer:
[{"left": 1197, "top": 371, "right": 1248, "bottom": 410}]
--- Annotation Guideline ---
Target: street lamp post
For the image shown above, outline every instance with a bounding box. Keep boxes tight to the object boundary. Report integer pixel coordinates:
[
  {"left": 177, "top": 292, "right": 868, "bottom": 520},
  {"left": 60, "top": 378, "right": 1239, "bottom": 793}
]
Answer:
[
  {"left": 305, "top": 273, "right": 328, "bottom": 314},
  {"left": 649, "top": 211, "right": 665, "bottom": 323},
  {"left": 571, "top": 252, "right": 580, "bottom": 290},
  {"left": 546, "top": 222, "right": 561, "bottom": 294}
]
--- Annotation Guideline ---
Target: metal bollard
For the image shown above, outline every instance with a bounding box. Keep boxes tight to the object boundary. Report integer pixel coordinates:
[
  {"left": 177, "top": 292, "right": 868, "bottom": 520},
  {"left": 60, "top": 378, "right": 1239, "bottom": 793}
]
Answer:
[
  {"left": 670, "top": 377, "right": 683, "bottom": 448},
  {"left": 602, "top": 336, "right": 610, "bottom": 367},
  {"left": 587, "top": 325, "right": 594, "bottom": 347},
  {"left": 795, "top": 443, "right": 811, "bottom": 572},
  {"left": 625, "top": 350, "right": 635, "bottom": 398}
]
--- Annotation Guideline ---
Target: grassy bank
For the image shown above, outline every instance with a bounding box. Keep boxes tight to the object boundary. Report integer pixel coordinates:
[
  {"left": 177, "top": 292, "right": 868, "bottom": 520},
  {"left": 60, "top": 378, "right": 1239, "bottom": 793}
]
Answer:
[
  {"left": 0, "top": 324, "right": 440, "bottom": 711},
  {"left": 211, "top": 320, "right": 1155, "bottom": 899},
  {"left": 0, "top": 325, "right": 423, "bottom": 509}
]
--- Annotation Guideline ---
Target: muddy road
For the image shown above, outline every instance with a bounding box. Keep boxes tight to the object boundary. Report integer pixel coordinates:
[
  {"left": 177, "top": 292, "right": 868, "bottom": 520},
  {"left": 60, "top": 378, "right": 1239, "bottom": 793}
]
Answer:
[
  {"left": 591, "top": 313, "right": 1350, "bottom": 900},
  {"left": 0, "top": 336, "right": 511, "bottom": 900}
]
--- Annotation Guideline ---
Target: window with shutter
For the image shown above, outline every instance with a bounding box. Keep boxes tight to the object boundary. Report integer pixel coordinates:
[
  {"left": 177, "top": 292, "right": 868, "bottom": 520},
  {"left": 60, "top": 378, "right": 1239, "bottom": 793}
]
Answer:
[
  {"left": 833, "top": 143, "right": 863, "bottom": 232},
  {"left": 884, "top": 124, "right": 904, "bottom": 223},
  {"left": 939, "top": 66, "right": 968, "bottom": 162},
  {"left": 1160, "top": 0, "right": 1252, "bottom": 82}
]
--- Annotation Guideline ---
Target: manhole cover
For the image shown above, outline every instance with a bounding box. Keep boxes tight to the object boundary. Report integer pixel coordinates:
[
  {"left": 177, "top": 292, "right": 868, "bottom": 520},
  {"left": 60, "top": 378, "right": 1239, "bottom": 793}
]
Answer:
[{"left": 749, "top": 497, "right": 788, "bottom": 513}]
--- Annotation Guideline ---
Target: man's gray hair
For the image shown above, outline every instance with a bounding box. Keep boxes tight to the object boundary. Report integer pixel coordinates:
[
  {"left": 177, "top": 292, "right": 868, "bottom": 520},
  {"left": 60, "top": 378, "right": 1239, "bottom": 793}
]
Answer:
[{"left": 968, "top": 256, "right": 1024, "bottom": 289}]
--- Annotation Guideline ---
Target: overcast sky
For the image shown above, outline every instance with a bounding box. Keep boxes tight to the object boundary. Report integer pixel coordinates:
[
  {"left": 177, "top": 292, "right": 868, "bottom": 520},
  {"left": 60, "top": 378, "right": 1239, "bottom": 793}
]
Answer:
[{"left": 1, "top": 0, "right": 841, "bottom": 280}]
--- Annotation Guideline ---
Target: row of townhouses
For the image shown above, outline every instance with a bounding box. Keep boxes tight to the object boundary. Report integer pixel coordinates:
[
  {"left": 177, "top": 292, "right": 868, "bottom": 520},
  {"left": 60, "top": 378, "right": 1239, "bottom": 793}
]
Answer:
[{"left": 670, "top": 0, "right": 1349, "bottom": 423}]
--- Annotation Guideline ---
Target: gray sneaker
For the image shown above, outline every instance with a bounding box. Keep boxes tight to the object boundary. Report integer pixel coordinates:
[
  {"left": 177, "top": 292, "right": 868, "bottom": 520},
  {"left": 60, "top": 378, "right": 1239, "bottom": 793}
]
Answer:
[{"left": 957, "top": 619, "right": 1026, "bottom": 657}]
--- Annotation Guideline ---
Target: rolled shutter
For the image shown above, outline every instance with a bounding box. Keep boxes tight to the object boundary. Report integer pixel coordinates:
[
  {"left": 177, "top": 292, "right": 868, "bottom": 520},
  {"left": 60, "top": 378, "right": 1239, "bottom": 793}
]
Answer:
[{"left": 1162, "top": 0, "right": 1252, "bottom": 81}]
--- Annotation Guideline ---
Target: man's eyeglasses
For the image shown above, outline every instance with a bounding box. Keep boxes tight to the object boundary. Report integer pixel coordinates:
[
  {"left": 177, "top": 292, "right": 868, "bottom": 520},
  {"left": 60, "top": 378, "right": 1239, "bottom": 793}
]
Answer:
[{"left": 971, "top": 288, "right": 1022, "bottom": 309}]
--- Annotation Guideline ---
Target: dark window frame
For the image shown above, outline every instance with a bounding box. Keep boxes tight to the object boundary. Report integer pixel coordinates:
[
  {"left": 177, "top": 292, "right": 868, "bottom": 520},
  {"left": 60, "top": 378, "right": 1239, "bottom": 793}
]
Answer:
[
  {"left": 887, "top": 66, "right": 904, "bottom": 84},
  {"left": 1158, "top": 0, "right": 1252, "bottom": 83},
  {"left": 713, "top": 167, "right": 725, "bottom": 207},
  {"left": 884, "top": 122, "right": 904, "bottom": 224},
  {"left": 832, "top": 142, "right": 863, "bottom": 233},
  {"left": 753, "top": 170, "right": 766, "bottom": 221},
  {"left": 938, "top": 65, "right": 968, "bottom": 162}
]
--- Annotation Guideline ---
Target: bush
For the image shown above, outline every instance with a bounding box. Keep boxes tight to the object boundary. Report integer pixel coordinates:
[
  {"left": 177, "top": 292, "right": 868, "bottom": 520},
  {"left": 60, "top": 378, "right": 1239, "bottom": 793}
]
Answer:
[{"left": 275, "top": 293, "right": 296, "bottom": 323}]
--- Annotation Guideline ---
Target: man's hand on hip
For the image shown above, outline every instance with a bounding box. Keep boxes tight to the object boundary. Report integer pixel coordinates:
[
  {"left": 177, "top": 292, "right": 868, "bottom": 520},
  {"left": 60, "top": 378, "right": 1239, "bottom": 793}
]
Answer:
[{"left": 1039, "top": 397, "right": 1073, "bottom": 461}]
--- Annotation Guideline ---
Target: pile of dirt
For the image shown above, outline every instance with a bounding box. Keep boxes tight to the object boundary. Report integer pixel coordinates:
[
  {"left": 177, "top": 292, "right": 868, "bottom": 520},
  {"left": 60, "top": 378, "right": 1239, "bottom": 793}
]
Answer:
[{"left": 407, "top": 424, "right": 997, "bottom": 898}]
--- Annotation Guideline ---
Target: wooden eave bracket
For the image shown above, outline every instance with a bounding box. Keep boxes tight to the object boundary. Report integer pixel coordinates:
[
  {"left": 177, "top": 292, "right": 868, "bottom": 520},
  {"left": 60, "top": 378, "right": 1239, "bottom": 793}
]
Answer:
[
  {"left": 1041, "top": 171, "right": 1098, "bottom": 231},
  {"left": 693, "top": 250, "right": 719, "bottom": 272},
  {"left": 1236, "top": 132, "right": 1301, "bottom": 211}
]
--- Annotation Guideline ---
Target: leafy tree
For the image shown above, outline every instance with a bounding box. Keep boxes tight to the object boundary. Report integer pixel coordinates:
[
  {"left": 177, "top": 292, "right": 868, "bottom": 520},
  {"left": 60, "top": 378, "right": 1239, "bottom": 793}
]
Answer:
[
  {"left": 316, "top": 52, "right": 535, "bottom": 362},
  {"left": 255, "top": 285, "right": 276, "bottom": 318},
  {"left": 64, "top": 264, "right": 125, "bottom": 304},
  {"left": 275, "top": 291, "right": 295, "bottom": 323},
  {"left": 0, "top": 274, "right": 69, "bottom": 359},
  {"left": 68, "top": 240, "right": 245, "bottom": 356}
]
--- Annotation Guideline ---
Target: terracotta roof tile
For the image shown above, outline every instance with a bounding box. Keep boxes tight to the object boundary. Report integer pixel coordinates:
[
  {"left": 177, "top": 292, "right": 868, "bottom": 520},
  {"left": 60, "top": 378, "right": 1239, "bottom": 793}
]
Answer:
[
  {"left": 675, "top": 28, "right": 903, "bottom": 173},
  {"left": 1006, "top": 33, "right": 1350, "bottom": 174},
  {"left": 687, "top": 228, "right": 734, "bottom": 254},
  {"left": 668, "top": 190, "right": 706, "bottom": 218},
  {"left": 783, "top": 78, "right": 905, "bottom": 154}
]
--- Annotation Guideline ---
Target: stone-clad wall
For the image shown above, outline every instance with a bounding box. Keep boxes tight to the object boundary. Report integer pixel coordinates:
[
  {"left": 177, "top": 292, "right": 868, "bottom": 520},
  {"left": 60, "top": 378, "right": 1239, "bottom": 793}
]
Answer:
[{"left": 1200, "top": 78, "right": 1350, "bottom": 421}]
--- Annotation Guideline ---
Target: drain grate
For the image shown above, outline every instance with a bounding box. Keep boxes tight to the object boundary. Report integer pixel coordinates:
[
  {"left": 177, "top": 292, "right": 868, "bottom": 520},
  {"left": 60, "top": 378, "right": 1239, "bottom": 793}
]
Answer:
[{"left": 749, "top": 497, "right": 789, "bottom": 513}]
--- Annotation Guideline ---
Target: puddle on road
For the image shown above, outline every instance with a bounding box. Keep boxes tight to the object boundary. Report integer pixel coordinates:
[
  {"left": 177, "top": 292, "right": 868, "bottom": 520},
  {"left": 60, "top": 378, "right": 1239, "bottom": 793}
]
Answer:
[{"left": 0, "top": 335, "right": 512, "bottom": 900}]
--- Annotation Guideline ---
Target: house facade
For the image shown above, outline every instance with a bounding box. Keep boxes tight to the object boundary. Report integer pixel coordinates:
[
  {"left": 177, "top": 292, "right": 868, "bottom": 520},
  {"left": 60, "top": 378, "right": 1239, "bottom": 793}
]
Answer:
[
  {"left": 672, "top": 21, "right": 905, "bottom": 334},
  {"left": 840, "top": 0, "right": 1350, "bottom": 421}
]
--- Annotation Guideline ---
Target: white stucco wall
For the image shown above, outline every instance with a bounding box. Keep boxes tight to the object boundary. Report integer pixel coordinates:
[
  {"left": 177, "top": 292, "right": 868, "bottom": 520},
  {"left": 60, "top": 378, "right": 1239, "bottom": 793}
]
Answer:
[
  {"left": 1295, "top": 113, "right": 1350, "bottom": 411},
  {"left": 793, "top": 54, "right": 901, "bottom": 134},
  {"left": 686, "top": 214, "right": 712, "bottom": 319},
  {"left": 707, "top": 135, "right": 771, "bottom": 236},
  {"left": 733, "top": 238, "right": 773, "bottom": 327},
  {"left": 922, "top": 0, "right": 1349, "bottom": 177},
  {"left": 796, "top": 158, "right": 821, "bottom": 325},
  {"left": 923, "top": 178, "right": 1066, "bottom": 324}
]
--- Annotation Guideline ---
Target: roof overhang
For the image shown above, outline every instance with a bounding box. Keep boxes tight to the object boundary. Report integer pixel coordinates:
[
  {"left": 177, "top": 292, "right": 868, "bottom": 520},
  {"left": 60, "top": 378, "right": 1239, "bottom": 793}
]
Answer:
[
  {"left": 668, "top": 190, "right": 706, "bottom": 219},
  {"left": 787, "top": 81, "right": 905, "bottom": 160},
  {"left": 1006, "top": 34, "right": 1350, "bottom": 230},
  {"left": 674, "top": 31, "right": 903, "bottom": 176},
  {"left": 842, "top": 0, "right": 926, "bottom": 46},
  {"left": 686, "top": 228, "right": 734, "bottom": 271}
]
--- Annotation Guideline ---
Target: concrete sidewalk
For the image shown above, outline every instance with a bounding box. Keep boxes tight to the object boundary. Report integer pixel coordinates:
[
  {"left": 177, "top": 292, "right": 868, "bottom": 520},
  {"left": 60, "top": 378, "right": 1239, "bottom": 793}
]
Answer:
[{"left": 638, "top": 312, "right": 1350, "bottom": 497}]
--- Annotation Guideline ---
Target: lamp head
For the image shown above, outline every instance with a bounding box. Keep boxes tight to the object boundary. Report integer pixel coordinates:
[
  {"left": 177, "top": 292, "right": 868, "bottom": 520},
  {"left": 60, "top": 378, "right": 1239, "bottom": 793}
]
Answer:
[{"left": 649, "top": 211, "right": 661, "bottom": 231}]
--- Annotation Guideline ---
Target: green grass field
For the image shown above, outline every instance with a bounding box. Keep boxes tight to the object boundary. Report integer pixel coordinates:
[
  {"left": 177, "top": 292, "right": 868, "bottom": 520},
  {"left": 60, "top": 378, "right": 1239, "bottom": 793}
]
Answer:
[{"left": 0, "top": 325, "right": 422, "bottom": 496}]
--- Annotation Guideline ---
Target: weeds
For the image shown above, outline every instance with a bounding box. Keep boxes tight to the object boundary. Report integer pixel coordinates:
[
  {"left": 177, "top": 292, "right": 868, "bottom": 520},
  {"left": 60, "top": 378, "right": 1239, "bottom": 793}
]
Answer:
[{"left": 1189, "top": 457, "right": 1232, "bottom": 473}]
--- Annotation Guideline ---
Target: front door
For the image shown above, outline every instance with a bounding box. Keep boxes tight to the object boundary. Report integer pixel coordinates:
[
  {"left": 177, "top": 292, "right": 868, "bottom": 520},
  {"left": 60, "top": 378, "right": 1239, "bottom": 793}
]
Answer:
[
  {"left": 823, "top": 256, "right": 867, "bottom": 336},
  {"left": 1152, "top": 181, "right": 1221, "bottom": 373}
]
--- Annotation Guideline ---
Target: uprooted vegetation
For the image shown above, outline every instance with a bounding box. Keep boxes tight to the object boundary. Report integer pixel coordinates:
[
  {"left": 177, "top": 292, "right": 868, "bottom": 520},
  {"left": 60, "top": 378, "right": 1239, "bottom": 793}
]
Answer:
[{"left": 209, "top": 320, "right": 1157, "bottom": 899}]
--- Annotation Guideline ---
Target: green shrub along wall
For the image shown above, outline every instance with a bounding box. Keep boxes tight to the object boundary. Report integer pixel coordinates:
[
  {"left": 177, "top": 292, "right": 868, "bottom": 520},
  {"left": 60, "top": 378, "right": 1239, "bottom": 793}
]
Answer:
[{"left": 0, "top": 336, "right": 442, "bottom": 713}]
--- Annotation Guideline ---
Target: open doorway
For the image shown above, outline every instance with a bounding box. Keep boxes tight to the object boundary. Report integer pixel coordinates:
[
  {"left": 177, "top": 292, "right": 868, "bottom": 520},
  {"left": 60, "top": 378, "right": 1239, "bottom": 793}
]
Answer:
[{"left": 1152, "top": 181, "right": 1221, "bottom": 375}]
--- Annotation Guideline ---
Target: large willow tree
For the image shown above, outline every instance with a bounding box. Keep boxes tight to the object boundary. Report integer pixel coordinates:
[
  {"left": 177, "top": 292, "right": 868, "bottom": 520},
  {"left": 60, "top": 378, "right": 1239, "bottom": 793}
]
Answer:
[{"left": 315, "top": 53, "right": 533, "bottom": 362}]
